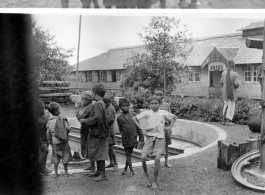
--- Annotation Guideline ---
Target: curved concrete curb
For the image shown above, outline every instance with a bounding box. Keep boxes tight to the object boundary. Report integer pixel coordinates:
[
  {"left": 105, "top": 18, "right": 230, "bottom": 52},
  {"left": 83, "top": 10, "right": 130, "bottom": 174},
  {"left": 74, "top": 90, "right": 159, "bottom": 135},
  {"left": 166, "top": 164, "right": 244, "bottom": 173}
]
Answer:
[
  {"left": 231, "top": 150, "right": 265, "bottom": 192},
  {"left": 47, "top": 120, "right": 227, "bottom": 175}
]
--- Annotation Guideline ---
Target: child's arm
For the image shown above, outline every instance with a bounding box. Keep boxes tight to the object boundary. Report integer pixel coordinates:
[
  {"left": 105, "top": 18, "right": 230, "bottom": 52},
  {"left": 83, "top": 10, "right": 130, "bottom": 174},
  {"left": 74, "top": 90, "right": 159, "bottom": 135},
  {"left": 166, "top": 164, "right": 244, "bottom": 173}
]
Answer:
[
  {"left": 46, "top": 127, "right": 53, "bottom": 146},
  {"left": 168, "top": 115, "right": 177, "bottom": 129},
  {"left": 132, "top": 116, "right": 144, "bottom": 130},
  {"left": 136, "top": 126, "right": 144, "bottom": 141}
]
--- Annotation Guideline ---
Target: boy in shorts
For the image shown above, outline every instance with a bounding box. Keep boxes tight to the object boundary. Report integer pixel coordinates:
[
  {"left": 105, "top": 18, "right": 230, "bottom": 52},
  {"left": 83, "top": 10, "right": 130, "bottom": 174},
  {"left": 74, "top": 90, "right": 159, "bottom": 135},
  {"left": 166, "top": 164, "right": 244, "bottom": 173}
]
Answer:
[
  {"left": 154, "top": 90, "right": 172, "bottom": 168},
  {"left": 132, "top": 96, "right": 177, "bottom": 189}
]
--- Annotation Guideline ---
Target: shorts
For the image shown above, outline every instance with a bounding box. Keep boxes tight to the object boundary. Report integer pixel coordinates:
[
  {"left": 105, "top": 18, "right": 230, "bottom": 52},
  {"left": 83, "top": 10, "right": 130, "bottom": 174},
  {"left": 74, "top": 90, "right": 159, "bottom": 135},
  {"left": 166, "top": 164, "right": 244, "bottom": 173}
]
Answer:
[
  {"left": 51, "top": 142, "right": 72, "bottom": 165},
  {"left": 142, "top": 136, "right": 165, "bottom": 157},
  {"left": 164, "top": 127, "right": 172, "bottom": 145}
]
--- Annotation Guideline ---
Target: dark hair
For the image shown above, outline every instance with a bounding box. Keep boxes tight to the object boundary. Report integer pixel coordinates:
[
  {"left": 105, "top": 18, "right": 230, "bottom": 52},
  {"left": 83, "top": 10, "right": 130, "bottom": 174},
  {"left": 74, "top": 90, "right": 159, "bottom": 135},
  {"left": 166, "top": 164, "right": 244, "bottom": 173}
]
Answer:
[
  {"left": 103, "top": 96, "right": 110, "bottom": 104},
  {"left": 47, "top": 102, "right": 60, "bottom": 115},
  {"left": 147, "top": 96, "right": 161, "bottom": 104},
  {"left": 92, "top": 84, "right": 106, "bottom": 98},
  {"left": 119, "top": 98, "right": 130, "bottom": 108}
]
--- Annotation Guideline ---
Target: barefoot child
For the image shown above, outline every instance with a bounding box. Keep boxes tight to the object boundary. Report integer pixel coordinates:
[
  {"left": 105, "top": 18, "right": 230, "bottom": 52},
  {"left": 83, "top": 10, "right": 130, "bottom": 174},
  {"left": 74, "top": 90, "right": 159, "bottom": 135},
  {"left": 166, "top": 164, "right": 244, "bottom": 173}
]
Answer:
[
  {"left": 46, "top": 102, "right": 73, "bottom": 178},
  {"left": 103, "top": 96, "right": 118, "bottom": 172},
  {"left": 154, "top": 90, "right": 172, "bottom": 168},
  {"left": 132, "top": 96, "right": 177, "bottom": 189},
  {"left": 38, "top": 100, "right": 52, "bottom": 175},
  {"left": 117, "top": 99, "right": 144, "bottom": 177}
]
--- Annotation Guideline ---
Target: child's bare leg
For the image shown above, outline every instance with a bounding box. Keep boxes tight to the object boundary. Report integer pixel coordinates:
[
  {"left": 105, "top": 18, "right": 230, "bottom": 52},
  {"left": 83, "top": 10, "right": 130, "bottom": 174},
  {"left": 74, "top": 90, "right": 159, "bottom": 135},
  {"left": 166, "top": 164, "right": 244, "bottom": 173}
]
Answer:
[
  {"left": 151, "top": 154, "right": 162, "bottom": 190},
  {"left": 85, "top": 161, "right": 95, "bottom": 176},
  {"left": 93, "top": 160, "right": 107, "bottom": 181},
  {"left": 141, "top": 152, "right": 151, "bottom": 186},
  {"left": 106, "top": 145, "right": 114, "bottom": 168},
  {"left": 63, "top": 164, "right": 73, "bottom": 177},
  {"left": 165, "top": 145, "right": 172, "bottom": 168},
  {"left": 88, "top": 161, "right": 100, "bottom": 177},
  {"left": 110, "top": 146, "right": 118, "bottom": 172},
  {"left": 122, "top": 147, "right": 129, "bottom": 175},
  {"left": 54, "top": 164, "right": 60, "bottom": 178},
  {"left": 127, "top": 146, "right": 134, "bottom": 177}
]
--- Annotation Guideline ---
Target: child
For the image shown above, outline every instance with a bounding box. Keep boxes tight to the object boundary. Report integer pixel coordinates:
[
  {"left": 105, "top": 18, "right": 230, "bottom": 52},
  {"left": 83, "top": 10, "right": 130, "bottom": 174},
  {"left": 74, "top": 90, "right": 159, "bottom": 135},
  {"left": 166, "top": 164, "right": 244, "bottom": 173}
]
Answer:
[
  {"left": 154, "top": 90, "right": 172, "bottom": 168},
  {"left": 132, "top": 96, "right": 177, "bottom": 189},
  {"left": 117, "top": 98, "right": 144, "bottom": 177},
  {"left": 46, "top": 102, "right": 73, "bottom": 178},
  {"left": 38, "top": 100, "right": 52, "bottom": 175},
  {"left": 103, "top": 96, "right": 119, "bottom": 172}
]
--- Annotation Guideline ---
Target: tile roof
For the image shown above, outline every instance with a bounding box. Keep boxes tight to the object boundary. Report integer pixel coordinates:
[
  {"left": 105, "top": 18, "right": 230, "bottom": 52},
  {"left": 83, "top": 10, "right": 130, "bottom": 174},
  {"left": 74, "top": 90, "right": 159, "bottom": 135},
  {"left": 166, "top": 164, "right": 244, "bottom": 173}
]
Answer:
[
  {"left": 73, "top": 33, "right": 263, "bottom": 71},
  {"left": 237, "top": 21, "right": 263, "bottom": 31}
]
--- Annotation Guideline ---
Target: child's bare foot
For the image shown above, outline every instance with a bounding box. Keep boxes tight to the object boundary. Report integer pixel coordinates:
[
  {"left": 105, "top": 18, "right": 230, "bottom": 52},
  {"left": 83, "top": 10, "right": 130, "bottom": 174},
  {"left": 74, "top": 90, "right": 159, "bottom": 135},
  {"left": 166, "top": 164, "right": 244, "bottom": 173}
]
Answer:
[
  {"left": 112, "top": 165, "right": 118, "bottom": 172},
  {"left": 128, "top": 171, "right": 134, "bottom": 177},
  {"left": 106, "top": 163, "right": 114, "bottom": 168},
  {"left": 54, "top": 173, "right": 61, "bottom": 178},
  {"left": 84, "top": 170, "right": 95, "bottom": 176},
  {"left": 121, "top": 170, "right": 127, "bottom": 176},
  {"left": 165, "top": 162, "right": 172, "bottom": 168},
  {"left": 92, "top": 175, "right": 107, "bottom": 182},
  {"left": 151, "top": 182, "right": 158, "bottom": 190},
  {"left": 64, "top": 173, "right": 73, "bottom": 177},
  {"left": 88, "top": 171, "right": 100, "bottom": 177},
  {"left": 84, "top": 166, "right": 91, "bottom": 170}
]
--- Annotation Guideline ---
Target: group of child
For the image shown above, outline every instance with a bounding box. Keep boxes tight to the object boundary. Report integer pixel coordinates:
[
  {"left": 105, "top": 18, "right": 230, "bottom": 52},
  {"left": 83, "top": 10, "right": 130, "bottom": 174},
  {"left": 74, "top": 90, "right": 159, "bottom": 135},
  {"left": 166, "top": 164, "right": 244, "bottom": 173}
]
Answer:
[{"left": 38, "top": 86, "right": 177, "bottom": 189}]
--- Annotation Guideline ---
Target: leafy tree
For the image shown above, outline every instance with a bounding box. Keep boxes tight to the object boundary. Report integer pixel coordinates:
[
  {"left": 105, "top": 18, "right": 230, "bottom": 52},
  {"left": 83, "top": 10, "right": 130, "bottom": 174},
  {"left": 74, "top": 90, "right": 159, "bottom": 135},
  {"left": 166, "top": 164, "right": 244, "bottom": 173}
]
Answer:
[
  {"left": 32, "top": 23, "right": 74, "bottom": 83},
  {"left": 121, "top": 16, "right": 193, "bottom": 94}
]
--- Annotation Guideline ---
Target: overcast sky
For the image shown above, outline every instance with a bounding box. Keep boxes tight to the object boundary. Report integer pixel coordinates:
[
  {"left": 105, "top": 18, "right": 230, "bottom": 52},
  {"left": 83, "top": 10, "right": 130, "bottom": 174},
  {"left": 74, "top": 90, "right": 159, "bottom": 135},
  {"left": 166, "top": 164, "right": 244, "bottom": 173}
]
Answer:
[{"left": 33, "top": 12, "right": 265, "bottom": 65}]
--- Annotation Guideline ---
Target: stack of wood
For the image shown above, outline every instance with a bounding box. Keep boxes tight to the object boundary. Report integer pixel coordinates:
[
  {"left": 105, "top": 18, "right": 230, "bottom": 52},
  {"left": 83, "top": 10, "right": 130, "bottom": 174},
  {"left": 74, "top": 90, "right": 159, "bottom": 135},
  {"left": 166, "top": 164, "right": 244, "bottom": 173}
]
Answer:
[
  {"left": 38, "top": 81, "right": 72, "bottom": 106},
  {"left": 217, "top": 138, "right": 260, "bottom": 171}
]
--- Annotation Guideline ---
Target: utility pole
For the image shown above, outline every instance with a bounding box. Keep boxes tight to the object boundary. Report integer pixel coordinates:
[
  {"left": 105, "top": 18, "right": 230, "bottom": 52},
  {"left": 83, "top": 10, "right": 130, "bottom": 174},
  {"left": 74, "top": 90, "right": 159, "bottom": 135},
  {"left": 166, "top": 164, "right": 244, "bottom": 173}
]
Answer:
[
  {"left": 260, "top": 19, "right": 265, "bottom": 170},
  {"left": 76, "top": 15, "right": 82, "bottom": 88}
]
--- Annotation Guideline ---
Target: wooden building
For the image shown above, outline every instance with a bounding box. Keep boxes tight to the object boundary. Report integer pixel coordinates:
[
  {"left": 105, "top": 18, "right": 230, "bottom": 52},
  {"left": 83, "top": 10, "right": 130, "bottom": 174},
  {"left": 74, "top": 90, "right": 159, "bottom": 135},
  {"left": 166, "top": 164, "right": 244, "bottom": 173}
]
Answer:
[{"left": 71, "top": 22, "right": 263, "bottom": 99}]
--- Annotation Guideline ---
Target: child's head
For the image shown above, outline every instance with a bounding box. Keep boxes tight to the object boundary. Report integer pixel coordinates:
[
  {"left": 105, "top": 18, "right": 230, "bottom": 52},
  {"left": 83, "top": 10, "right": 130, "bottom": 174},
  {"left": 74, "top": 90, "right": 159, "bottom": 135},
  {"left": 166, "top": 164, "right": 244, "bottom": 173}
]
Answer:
[
  {"left": 92, "top": 84, "right": 106, "bottom": 99},
  {"left": 148, "top": 96, "right": 161, "bottom": 112},
  {"left": 38, "top": 100, "right": 45, "bottom": 116},
  {"left": 154, "top": 90, "right": 164, "bottom": 100},
  {"left": 119, "top": 98, "right": 130, "bottom": 113},
  {"left": 81, "top": 91, "right": 93, "bottom": 106},
  {"left": 47, "top": 102, "right": 61, "bottom": 116},
  {"left": 103, "top": 96, "right": 111, "bottom": 107}
]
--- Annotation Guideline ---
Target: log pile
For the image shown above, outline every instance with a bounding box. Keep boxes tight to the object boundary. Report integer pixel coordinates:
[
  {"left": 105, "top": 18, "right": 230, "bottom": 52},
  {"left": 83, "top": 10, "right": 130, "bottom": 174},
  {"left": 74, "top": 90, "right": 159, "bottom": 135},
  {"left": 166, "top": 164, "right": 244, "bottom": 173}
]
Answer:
[
  {"left": 38, "top": 81, "right": 72, "bottom": 106},
  {"left": 217, "top": 138, "right": 260, "bottom": 171}
]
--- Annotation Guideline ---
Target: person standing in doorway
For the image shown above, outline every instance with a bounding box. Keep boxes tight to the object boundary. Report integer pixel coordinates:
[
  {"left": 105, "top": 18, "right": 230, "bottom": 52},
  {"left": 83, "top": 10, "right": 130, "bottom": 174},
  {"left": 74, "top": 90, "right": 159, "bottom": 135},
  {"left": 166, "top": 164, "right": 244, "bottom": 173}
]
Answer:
[{"left": 220, "top": 60, "right": 239, "bottom": 125}]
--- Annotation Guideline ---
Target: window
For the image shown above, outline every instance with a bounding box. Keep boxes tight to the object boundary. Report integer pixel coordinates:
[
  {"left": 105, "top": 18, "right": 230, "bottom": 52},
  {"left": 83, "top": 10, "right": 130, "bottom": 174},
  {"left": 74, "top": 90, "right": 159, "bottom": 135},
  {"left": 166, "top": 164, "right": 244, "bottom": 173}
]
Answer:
[
  {"left": 253, "top": 66, "right": 258, "bottom": 82},
  {"left": 87, "top": 71, "right": 92, "bottom": 82},
  {"left": 244, "top": 65, "right": 259, "bottom": 82},
  {"left": 93, "top": 71, "right": 99, "bottom": 82},
  {"left": 100, "top": 71, "right": 106, "bottom": 82},
  {"left": 189, "top": 68, "right": 200, "bottom": 82},
  {"left": 107, "top": 71, "right": 112, "bottom": 82},
  {"left": 116, "top": 70, "right": 121, "bottom": 82},
  {"left": 244, "top": 66, "right": 251, "bottom": 82}
]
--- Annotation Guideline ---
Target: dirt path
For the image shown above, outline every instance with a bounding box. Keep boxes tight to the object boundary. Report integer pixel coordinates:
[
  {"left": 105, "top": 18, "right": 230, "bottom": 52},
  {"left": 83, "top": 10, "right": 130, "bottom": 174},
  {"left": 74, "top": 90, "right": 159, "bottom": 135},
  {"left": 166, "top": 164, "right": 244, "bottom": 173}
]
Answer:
[
  {"left": 42, "top": 121, "right": 263, "bottom": 195},
  {"left": 1, "top": 0, "right": 265, "bottom": 8}
]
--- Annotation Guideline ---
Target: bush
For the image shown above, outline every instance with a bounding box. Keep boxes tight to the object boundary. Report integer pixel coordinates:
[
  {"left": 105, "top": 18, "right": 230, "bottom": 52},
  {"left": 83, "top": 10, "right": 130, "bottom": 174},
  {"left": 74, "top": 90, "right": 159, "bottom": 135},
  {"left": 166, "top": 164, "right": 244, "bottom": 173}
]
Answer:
[{"left": 124, "top": 90, "right": 259, "bottom": 124}]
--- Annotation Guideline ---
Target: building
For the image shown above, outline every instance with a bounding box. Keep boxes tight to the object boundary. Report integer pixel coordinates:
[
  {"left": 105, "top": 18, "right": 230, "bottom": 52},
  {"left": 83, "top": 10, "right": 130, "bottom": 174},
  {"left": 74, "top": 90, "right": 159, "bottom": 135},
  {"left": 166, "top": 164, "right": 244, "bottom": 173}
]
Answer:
[{"left": 71, "top": 22, "right": 263, "bottom": 99}]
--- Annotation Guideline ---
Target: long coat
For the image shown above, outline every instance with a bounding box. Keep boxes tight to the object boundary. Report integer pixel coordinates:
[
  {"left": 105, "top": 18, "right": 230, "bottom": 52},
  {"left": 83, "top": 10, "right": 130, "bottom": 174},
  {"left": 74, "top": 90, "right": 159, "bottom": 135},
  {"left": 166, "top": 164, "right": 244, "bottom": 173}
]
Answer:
[{"left": 220, "top": 70, "right": 239, "bottom": 102}]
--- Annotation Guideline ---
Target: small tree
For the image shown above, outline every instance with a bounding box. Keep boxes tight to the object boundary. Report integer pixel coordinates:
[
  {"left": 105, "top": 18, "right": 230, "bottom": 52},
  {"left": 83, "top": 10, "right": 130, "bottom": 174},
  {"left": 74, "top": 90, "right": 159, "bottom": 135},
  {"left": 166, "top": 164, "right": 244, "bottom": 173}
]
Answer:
[
  {"left": 32, "top": 23, "right": 74, "bottom": 83},
  {"left": 121, "top": 16, "right": 193, "bottom": 94}
]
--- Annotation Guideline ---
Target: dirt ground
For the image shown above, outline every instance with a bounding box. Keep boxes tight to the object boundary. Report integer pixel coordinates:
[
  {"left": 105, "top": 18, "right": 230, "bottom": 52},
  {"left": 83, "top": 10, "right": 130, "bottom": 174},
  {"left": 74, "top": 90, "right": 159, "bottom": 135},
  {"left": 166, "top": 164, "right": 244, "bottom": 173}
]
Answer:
[
  {"left": 42, "top": 105, "right": 264, "bottom": 195},
  {"left": 1, "top": 0, "right": 265, "bottom": 8}
]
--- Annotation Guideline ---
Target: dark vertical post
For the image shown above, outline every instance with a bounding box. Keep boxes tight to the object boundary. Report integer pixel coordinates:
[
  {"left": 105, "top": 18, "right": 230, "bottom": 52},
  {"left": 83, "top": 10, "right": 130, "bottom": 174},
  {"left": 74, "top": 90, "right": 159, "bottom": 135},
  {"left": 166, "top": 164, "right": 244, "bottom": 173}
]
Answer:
[
  {"left": 76, "top": 15, "right": 82, "bottom": 88},
  {"left": 0, "top": 14, "right": 42, "bottom": 194},
  {"left": 260, "top": 19, "right": 265, "bottom": 170}
]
